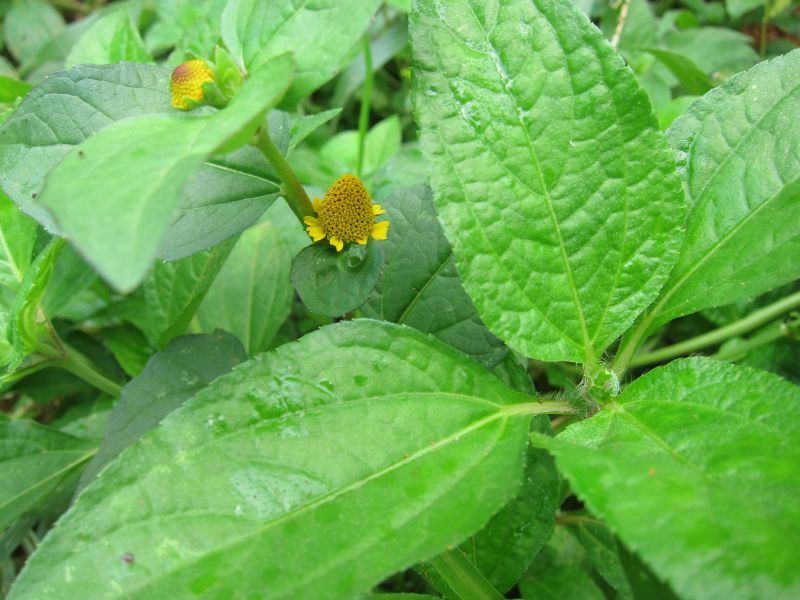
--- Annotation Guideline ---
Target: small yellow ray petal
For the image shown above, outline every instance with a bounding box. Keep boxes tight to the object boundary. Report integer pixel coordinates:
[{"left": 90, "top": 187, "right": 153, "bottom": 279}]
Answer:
[
  {"left": 312, "top": 198, "right": 323, "bottom": 211},
  {"left": 303, "top": 216, "right": 319, "bottom": 226},
  {"left": 307, "top": 226, "right": 326, "bottom": 242},
  {"left": 356, "top": 237, "right": 368, "bottom": 245},
  {"left": 330, "top": 236, "right": 344, "bottom": 252},
  {"left": 372, "top": 204, "right": 385, "bottom": 216},
  {"left": 371, "top": 220, "right": 389, "bottom": 240}
]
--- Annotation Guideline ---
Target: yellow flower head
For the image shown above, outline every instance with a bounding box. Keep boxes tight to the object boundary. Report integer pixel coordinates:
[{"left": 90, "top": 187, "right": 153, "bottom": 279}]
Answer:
[
  {"left": 304, "top": 174, "right": 390, "bottom": 252},
  {"left": 170, "top": 59, "right": 215, "bottom": 110}
]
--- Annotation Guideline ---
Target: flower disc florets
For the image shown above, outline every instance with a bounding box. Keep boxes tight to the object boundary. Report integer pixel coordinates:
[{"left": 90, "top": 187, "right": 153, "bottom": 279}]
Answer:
[
  {"left": 304, "top": 174, "right": 389, "bottom": 252},
  {"left": 170, "top": 59, "right": 215, "bottom": 110}
]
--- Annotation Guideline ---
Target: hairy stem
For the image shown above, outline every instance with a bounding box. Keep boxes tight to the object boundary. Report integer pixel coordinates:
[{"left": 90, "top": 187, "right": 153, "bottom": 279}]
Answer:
[
  {"left": 429, "top": 548, "right": 505, "bottom": 600},
  {"left": 253, "top": 130, "right": 314, "bottom": 223},
  {"left": 628, "top": 290, "right": 800, "bottom": 368},
  {"left": 356, "top": 35, "right": 374, "bottom": 178}
]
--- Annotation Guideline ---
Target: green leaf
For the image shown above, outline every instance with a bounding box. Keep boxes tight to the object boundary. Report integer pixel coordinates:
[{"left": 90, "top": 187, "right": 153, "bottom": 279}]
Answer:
[
  {"left": 117, "top": 238, "right": 236, "bottom": 348},
  {"left": 463, "top": 440, "right": 560, "bottom": 593},
  {"left": 102, "top": 325, "right": 152, "bottom": 378},
  {"left": 197, "top": 221, "right": 293, "bottom": 356},
  {"left": 520, "top": 565, "right": 605, "bottom": 600},
  {"left": 0, "top": 63, "right": 280, "bottom": 261},
  {"left": 37, "top": 54, "right": 294, "bottom": 292},
  {"left": 639, "top": 47, "right": 712, "bottom": 95},
  {"left": 663, "top": 28, "right": 758, "bottom": 79},
  {"left": 0, "top": 63, "right": 171, "bottom": 229},
  {"left": 0, "top": 420, "right": 96, "bottom": 531},
  {"left": 535, "top": 358, "right": 800, "bottom": 600},
  {"left": 411, "top": 0, "right": 684, "bottom": 365},
  {"left": 5, "top": 238, "right": 63, "bottom": 375},
  {"left": 649, "top": 50, "right": 800, "bottom": 326},
  {"left": 0, "top": 190, "right": 37, "bottom": 292},
  {"left": 3, "top": 0, "right": 65, "bottom": 65},
  {"left": 725, "top": 0, "right": 763, "bottom": 18},
  {"left": 9, "top": 320, "right": 539, "bottom": 599},
  {"left": 292, "top": 241, "right": 385, "bottom": 317},
  {"left": 145, "top": 0, "right": 227, "bottom": 58},
  {"left": 160, "top": 144, "right": 281, "bottom": 261},
  {"left": 41, "top": 244, "right": 96, "bottom": 318},
  {"left": 221, "top": 0, "right": 383, "bottom": 106},
  {"left": 570, "top": 521, "right": 632, "bottom": 599},
  {"left": 0, "top": 76, "right": 31, "bottom": 103},
  {"left": 656, "top": 95, "right": 697, "bottom": 130},
  {"left": 287, "top": 108, "right": 342, "bottom": 155},
  {"left": 78, "top": 331, "right": 247, "bottom": 491},
  {"left": 362, "top": 186, "right": 506, "bottom": 368},
  {"left": 319, "top": 116, "right": 403, "bottom": 179},
  {"left": 65, "top": 9, "right": 152, "bottom": 69}
]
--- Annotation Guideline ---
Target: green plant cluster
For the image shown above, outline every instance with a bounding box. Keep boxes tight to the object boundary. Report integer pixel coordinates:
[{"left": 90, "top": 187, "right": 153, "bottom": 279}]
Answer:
[{"left": 0, "top": 0, "right": 798, "bottom": 599}]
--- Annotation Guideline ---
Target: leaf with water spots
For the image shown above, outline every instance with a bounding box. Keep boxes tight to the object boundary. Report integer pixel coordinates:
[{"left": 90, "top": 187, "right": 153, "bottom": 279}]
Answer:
[{"left": 8, "top": 320, "right": 560, "bottom": 599}]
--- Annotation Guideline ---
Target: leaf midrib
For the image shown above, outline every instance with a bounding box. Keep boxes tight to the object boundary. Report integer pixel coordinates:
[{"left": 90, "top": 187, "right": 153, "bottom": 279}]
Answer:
[
  {"left": 657, "top": 78, "right": 800, "bottom": 317},
  {"left": 106, "top": 398, "right": 517, "bottom": 598}
]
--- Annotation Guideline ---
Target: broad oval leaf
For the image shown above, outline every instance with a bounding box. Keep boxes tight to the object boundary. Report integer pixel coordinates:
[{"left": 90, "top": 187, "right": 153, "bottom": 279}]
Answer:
[
  {"left": 411, "top": 0, "right": 684, "bottom": 365},
  {"left": 536, "top": 358, "right": 800, "bottom": 600},
  {"left": 8, "top": 320, "right": 547, "bottom": 599},
  {"left": 221, "top": 0, "right": 383, "bottom": 106},
  {"left": 36, "top": 54, "right": 293, "bottom": 292},
  {"left": 651, "top": 49, "right": 800, "bottom": 325},
  {"left": 0, "top": 63, "right": 279, "bottom": 259}
]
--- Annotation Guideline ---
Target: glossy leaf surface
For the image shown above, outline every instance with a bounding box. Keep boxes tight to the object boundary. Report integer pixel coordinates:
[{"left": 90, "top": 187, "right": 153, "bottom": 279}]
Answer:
[
  {"left": 411, "top": 0, "right": 684, "bottom": 364},
  {"left": 652, "top": 50, "right": 800, "bottom": 325},
  {"left": 79, "top": 331, "right": 247, "bottom": 490},
  {"left": 536, "top": 358, "right": 800, "bottom": 600},
  {"left": 9, "top": 320, "right": 534, "bottom": 599}
]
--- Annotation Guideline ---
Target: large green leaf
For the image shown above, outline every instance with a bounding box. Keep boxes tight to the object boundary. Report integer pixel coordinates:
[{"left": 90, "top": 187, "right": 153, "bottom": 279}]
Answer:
[
  {"left": 0, "top": 420, "right": 96, "bottom": 531},
  {"left": 536, "top": 358, "right": 800, "bottom": 600},
  {"left": 647, "top": 50, "right": 800, "bottom": 326},
  {"left": 8, "top": 320, "right": 552, "bottom": 599},
  {"left": 197, "top": 221, "right": 293, "bottom": 356},
  {"left": 221, "top": 0, "right": 383, "bottom": 106},
  {"left": 411, "top": 0, "right": 684, "bottom": 365},
  {"left": 0, "top": 63, "right": 279, "bottom": 260},
  {"left": 36, "top": 54, "right": 293, "bottom": 292},
  {"left": 79, "top": 331, "right": 247, "bottom": 490},
  {"left": 362, "top": 186, "right": 506, "bottom": 368}
]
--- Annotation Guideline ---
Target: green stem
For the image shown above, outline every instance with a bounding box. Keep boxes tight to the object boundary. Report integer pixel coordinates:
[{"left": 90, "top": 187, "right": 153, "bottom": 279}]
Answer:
[
  {"left": 253, "top": 130, "right": 314, "bottom": 223},
  {"left": 356, "top": 35, "right": 374, "bottom": 179},
  {"left": 429, "top": 548, "right": 505, "bottom": 600},
  {"left": 56, "top": 344, "right": 123, "bottom": 397},
  {"left": 760, "top": 2, "right": 770, "bottom": 58},
  {"left": 629, "top": 290, "right": 800, "bottom": 368},
  {"left": 711, "top": 316, "right": 799, "bottom": 362}
]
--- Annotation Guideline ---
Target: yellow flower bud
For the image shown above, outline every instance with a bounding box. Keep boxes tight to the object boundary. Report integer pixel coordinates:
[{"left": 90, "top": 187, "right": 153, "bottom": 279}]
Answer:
[{"left": 170, "top": 59, "right": 215, "bottom": 110}]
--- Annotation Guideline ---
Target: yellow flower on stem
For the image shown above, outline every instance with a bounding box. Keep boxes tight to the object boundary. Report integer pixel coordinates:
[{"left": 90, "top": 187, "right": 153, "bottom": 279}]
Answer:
[
  {"left": 170, "top": 59, "right": 215, "bottom": 110},
  {"left": 304, "top": 174, "right": 390, "bottom": 252}
]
